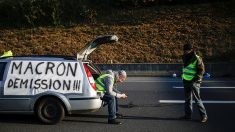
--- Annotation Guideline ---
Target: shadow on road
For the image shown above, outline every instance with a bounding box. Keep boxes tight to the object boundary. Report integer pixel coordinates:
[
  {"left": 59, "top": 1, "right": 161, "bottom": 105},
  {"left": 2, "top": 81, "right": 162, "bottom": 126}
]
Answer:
[
  {"left": 0, "top": 114, "right": 41, "bottom": 125},
  {"left": 68, "top": 114, "right": 107, "bottom": 118},
  {"left": 123, "top": 115, "right": 179, "bottom": 121},
  {"left": 119, "top": 103, "right": 182, "bottom": 108},
  {"left": 63, "top": 119, "right": 107, "bottom": 124},
  {"left": 0, "top": 113, "right": 199, "bottom": 125},
  {"left": 68, "top": 114, "right": 199, "bottom": 122},
  {"left": 0, "top": 113, "right": 107, "bottom": 125}
]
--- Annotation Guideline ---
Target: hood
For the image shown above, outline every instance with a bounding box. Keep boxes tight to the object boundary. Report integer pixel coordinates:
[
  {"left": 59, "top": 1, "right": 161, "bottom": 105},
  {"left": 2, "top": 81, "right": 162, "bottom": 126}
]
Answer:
[{"left": 77, "top": 35, "right": 118, "bottom": 60}]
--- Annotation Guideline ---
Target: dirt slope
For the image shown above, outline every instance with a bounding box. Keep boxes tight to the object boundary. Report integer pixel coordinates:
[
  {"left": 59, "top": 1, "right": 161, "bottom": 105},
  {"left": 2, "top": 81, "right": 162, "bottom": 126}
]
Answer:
[{"left": 0, "top": 1, "right": 234, "bottom": 63}]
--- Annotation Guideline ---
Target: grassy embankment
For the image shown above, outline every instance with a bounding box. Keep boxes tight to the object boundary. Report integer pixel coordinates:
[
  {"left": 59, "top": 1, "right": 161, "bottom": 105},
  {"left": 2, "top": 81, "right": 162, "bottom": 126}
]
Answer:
[{"left": 0, "top": 1, "right": 234, "bottom": 63}]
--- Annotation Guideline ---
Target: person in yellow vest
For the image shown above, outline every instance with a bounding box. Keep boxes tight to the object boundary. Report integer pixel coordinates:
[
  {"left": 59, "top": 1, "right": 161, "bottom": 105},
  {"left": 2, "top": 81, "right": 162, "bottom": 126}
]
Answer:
[
  {"left": 96, "top": 70, "right": 128, "bottom": 125},
  {"left": 0, "top": 50, "right": 13, "bottom": 58},
  {"left": 181, "top": 44, "right": 208, "bottom": 123},
  {"left": 103, "top": 70, "right": 123, "bottom": 118}
]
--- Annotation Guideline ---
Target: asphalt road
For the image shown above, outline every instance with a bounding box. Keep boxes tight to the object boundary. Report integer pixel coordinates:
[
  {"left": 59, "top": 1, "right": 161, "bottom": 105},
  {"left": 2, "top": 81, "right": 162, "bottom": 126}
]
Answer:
[{"left": 1, "top": 77, "right": 235, "bottom": 132}]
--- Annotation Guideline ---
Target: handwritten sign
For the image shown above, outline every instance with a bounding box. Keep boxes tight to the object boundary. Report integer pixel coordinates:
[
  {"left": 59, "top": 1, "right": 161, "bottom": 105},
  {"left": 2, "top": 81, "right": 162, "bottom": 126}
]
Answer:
[{"left": 4, "top": 61, "right": 83, "bottom": 95}]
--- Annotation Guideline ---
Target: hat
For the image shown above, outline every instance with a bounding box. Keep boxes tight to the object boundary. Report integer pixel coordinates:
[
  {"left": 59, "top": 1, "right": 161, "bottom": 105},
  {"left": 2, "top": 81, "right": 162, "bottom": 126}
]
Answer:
[{"left": 183, "top": 44, "right": 193, "bottom": 51}]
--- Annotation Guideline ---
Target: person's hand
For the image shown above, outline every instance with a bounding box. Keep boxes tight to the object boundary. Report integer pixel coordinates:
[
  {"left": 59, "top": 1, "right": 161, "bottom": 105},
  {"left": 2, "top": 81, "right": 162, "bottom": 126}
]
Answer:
[
  {"left": 195, "top": 79, "right": 202, "bottom": 83},
  {"left": 193, "top": 77, "right": 202, "bottom": 83},
  {"left": 121, "top": 93, "right": 128, "bottom": 99}
]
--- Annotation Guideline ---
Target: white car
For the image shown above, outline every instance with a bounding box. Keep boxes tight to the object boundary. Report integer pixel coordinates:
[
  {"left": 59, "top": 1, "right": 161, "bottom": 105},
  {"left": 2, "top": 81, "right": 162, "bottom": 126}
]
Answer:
[{"left": 0, "top": 35, "right": 118, "bottom": 124}]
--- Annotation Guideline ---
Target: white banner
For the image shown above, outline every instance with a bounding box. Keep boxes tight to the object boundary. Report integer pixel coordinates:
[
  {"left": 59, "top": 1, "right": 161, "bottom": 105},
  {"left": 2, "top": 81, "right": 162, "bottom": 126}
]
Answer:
[{"left": 4, "top": 61, "right": 83, "bottom": 95}]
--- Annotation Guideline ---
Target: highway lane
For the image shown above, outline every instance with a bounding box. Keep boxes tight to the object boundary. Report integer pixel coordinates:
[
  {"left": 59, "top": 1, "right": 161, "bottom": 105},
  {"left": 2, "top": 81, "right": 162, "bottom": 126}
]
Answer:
[{"left": 0, "top": 77, "right": 235, "bottom": 132}]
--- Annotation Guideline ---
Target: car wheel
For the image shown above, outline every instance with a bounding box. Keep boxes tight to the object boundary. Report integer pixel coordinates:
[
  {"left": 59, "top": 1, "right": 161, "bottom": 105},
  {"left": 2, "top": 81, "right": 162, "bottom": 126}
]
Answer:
[{"left": 36, "top": 97, "right": 65, "bottom": 124}]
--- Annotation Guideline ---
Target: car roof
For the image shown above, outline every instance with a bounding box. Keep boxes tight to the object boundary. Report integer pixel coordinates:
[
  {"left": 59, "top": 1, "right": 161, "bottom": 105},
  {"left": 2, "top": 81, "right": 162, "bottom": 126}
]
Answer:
[{"left": 0, "top": 55, "right": 77, "bottom": 61}]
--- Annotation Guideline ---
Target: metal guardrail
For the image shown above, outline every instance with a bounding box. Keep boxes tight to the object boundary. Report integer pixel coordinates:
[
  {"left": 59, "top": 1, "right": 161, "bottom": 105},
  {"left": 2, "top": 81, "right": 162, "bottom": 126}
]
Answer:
[{"left": 96, "top": 63, "right": 235, "bottom": 77}]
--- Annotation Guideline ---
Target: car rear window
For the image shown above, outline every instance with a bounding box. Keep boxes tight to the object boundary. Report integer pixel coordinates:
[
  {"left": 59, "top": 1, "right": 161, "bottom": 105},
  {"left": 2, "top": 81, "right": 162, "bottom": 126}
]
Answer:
[{"left": 0, "top": 62, "right": 7, "bottom": 81}]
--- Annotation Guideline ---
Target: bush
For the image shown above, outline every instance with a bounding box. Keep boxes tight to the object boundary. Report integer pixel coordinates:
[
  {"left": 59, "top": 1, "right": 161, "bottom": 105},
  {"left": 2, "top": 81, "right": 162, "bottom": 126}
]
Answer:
[
  {"left": 0, "top": 0, "right": 231, "bottom": 27},
  {"left": 0, "top": 0, "right": 97, "bottom": 27}
]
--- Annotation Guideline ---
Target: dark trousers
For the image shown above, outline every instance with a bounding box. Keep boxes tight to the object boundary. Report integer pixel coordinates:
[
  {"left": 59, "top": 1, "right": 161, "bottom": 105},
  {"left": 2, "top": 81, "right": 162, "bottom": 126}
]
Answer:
[
  {"left": 102, "top": 94, "right": 117, "bottom": 120},
  {"left": 115, "top": 97, "right": 119, "bottom": 113},
  {"left": 183, "top": 81, "right": 207, "bottom": 118}
]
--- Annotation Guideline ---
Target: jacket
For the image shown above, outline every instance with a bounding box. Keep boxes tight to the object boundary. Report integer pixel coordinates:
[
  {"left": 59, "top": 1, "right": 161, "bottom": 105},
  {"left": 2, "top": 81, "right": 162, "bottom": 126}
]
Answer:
[{"left": 182, "top": 51, "right": 205, "bottom": 83}]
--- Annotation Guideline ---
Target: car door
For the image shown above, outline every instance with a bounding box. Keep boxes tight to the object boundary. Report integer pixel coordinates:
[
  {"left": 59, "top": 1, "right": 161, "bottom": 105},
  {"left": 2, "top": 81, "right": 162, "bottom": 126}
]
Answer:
[
  {"left": 0, "top": 61, "right": 31, "bottom": 111},
  {"left": 77, "top": 35, "right": 118, "bottom": 60},
  {"left": 76, "top": 35, "right": 118, "bottom": 79},
  {"left": 0, "top": 61, "right": 9, "bottom": 111}
]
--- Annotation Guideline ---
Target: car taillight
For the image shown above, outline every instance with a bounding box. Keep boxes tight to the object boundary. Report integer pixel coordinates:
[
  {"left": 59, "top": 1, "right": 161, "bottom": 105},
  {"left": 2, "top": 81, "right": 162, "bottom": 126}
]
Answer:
[{"left": 83, "top": 64, "right": 96, "bottom": 91}]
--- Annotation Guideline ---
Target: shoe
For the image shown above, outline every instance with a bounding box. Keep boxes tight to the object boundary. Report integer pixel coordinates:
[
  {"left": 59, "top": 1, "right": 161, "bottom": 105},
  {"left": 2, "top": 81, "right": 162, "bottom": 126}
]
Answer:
[
  {"left": 179, "top": 115, "right": 192, "bottom": 120},
  {"left": 201, "top": 116, "right": 208, "bottom": 123},
  {"left": 116, "top": 113, "right": 123, "bottom": 118},
  {"left": 108, "top": 119, "right": 122, "bottom": 125}
]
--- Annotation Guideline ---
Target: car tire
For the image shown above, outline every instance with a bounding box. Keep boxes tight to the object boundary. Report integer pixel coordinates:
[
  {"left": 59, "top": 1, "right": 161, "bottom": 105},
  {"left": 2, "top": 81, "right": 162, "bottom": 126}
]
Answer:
[{"left": 36, "top": 97, "right": 65, "bottom": 124}]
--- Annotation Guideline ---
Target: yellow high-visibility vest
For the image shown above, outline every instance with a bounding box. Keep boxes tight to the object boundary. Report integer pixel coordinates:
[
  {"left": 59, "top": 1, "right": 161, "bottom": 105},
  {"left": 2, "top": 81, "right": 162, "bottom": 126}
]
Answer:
[
  {"left": 182, "top": 55, "right": 199, "bottom": 81},
  {"left": 95, "top": 74, "right": 114, "bottom": 92},
  {"left": 1, "top": 50, "right": 13, "bottom": 58}
]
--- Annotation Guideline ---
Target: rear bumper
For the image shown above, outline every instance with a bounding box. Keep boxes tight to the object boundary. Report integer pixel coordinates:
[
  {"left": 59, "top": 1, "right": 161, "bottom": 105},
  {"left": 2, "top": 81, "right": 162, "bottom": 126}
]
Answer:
[{"left": 69, "top": 97, "right": 102, "bottom": 113}]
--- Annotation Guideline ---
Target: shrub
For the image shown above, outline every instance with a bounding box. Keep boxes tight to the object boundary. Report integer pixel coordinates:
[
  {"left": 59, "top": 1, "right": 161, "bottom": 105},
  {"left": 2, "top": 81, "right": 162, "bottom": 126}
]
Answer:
[{"left": 0, "top": 0, "right": 97, "bottom": 27}]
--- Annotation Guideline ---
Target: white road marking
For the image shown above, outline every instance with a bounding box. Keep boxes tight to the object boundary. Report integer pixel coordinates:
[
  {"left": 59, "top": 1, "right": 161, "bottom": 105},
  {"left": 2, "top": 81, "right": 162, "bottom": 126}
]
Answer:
[
  {"left": 126, "top": 80, "right": 234, "bottom": 83},
  {"left": 159, "top": 100, "right": 235, "bottom": 104},
  {"left": 173, "top": 86, "right": 235, "bottom": 89},
  {"left": 126, "top": 80, "right": 181, "bottom": 83}
]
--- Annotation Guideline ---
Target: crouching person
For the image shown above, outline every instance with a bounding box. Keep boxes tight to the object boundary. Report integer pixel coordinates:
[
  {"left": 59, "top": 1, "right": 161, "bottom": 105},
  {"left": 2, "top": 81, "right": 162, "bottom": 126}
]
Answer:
[{"left": 96, "top": 70, "right": 128, "bottom": 125}]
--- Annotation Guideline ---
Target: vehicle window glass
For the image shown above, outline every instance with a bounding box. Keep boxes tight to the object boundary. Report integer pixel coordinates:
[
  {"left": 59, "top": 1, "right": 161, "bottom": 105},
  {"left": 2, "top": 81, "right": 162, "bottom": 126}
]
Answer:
[
  {"left": 87, "top": 63, "right": 100, "bottom": 74},
  {"left": 0, "top": 62, "right": 7, "bottom": 81}
]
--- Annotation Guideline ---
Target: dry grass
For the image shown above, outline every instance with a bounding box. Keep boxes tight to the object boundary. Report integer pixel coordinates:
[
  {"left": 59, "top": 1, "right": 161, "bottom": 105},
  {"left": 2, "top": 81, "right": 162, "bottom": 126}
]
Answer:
[{"left": 0, "top": 2, "right": 234, "bottom": 63}]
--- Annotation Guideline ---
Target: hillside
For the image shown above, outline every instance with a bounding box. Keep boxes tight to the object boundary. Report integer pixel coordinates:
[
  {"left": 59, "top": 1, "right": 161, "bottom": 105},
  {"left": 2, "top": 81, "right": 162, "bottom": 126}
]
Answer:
[{"left": 0, "top": 1, "right": 234, "bottom": 63}]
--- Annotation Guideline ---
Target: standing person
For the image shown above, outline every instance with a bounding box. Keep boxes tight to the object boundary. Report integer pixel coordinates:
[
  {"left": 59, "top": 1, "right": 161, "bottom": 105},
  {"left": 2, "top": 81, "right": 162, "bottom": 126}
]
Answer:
[
  {"left": 181, "top": 44, "right": 208, "bottom": 123},
  {"left": 96, "top": 70, "right": 128, "bottom": 125}
]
